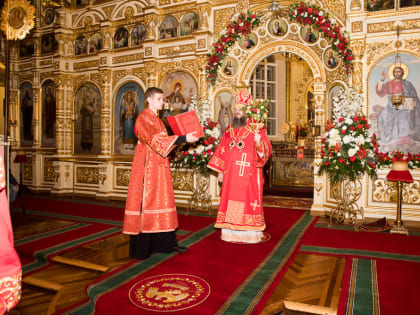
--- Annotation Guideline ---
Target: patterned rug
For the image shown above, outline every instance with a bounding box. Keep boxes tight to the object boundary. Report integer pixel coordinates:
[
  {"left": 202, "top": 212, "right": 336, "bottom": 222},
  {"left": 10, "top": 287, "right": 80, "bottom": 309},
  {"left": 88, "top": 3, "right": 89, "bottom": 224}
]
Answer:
[
  {"left": 263, "top": 195, "right": 313, "bottom": 210},
  {"left": 129, "top": 274, "right": 210, "bottom": 312}
]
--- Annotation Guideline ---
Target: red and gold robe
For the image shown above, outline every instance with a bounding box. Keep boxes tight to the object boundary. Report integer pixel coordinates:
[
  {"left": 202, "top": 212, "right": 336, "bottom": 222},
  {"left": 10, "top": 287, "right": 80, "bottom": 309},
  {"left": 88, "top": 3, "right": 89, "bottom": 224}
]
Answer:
[
  {"left": 0, "top": 148, "right": 22, "bottom": 313},
  {"left": 123, "top": 108, "right": 179, "bottom": 235},
  {"left": 208, "top": 123, "right": 272, "bottom": 231}
]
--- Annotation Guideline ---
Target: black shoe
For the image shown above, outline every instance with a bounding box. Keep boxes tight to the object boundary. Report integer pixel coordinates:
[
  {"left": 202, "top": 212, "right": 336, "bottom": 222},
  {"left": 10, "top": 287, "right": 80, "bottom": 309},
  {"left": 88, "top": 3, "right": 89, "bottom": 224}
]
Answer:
[{"left": 173, "top": 246, "right": 188, "bottom": 253}]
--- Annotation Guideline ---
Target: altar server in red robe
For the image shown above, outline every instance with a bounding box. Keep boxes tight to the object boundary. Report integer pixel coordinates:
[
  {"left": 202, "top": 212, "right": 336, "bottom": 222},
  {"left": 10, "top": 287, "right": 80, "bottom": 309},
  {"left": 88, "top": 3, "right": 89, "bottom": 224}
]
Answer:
[
  {"left": 123, "top": 87, "right": 198, "bottom": 260},
  {"left": 208, "top": 92, "right": 272, "bottom": 243},
  {"left": 0, "top": 148, "right": 22, "bottom": 313}
]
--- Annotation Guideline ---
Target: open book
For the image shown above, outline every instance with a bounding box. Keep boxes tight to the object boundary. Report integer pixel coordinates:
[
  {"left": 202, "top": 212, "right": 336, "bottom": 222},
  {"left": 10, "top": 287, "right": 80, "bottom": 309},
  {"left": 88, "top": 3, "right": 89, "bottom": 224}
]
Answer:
[{"left": 166, "top": 110, "right": 205, "bottom": 138}]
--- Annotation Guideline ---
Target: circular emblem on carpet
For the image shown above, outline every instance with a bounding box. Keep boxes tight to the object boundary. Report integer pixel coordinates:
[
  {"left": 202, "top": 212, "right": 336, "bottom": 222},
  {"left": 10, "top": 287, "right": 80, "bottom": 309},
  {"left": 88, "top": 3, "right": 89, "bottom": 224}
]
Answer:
[
  {"left": 224, "top": 232, "right": 271, "bottom": 244},
  {"left": 129, "top": 274, "right": 210, "bottom": 312}
]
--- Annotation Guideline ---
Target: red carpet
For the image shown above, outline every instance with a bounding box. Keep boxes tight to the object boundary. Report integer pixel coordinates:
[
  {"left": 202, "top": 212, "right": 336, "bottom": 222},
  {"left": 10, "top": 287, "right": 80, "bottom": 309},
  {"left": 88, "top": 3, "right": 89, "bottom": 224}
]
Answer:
[
  {"left": 376, "top": 259, "right": 420, "bottom": 315},
  {"left": 17, "top": 223, "right": 119, "bottom": 268},
  {"left": 65, "top": 208, "right": 306, "bottom": 314},
  {"left": 11, "top": 197, "right": 125, "bottom": 275},
  {"left": 12, "top": 196, "right": 420, "bottom": 314},
  {"left": 13, "top": 196, "right": 125, "bottom": 222},
  {"left": 301, "top": 223, "right": 420, "bottom": 256},
  {"left": 245, "top": 218, "right": 420, "bottom": 314}
]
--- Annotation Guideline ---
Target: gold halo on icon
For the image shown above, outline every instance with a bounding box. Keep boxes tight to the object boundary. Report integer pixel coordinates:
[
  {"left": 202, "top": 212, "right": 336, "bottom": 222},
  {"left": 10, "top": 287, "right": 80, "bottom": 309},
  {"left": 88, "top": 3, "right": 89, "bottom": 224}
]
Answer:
[
  {"left": 388, "top": 62, "right": 409, "bottom": 80},
  {"left": 170, "top": 80, "right": 185, "bottom": 94}
]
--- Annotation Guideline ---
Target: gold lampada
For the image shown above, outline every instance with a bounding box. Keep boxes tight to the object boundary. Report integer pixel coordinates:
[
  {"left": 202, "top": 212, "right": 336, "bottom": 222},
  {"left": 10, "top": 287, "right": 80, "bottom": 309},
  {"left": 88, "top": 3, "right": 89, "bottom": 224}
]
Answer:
[
  {"left": 391, "top": 94, "right": 404, "bottom": 110},
  {"left": 391, "top": 25, "right": 404, "bottom": 110}
]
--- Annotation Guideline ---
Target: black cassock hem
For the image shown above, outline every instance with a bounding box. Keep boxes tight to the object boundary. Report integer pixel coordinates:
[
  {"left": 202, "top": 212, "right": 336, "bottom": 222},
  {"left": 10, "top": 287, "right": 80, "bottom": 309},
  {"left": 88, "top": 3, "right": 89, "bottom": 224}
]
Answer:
[{"left": 129, "top": 231, "right": 179, "bottom": 260}]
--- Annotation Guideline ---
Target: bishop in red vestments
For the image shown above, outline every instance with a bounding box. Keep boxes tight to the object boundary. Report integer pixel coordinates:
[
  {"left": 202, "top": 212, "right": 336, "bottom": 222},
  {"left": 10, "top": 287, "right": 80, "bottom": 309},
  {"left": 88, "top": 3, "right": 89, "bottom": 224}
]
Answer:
[
  {"left": 0, "top": 148, "right": 22, "bottom": 313},
  {"left": 208, "top": 92, "right": 272, "bottom": 243},
  {"left": 123, "top": 87, "right": 198, "bottom": 259}
]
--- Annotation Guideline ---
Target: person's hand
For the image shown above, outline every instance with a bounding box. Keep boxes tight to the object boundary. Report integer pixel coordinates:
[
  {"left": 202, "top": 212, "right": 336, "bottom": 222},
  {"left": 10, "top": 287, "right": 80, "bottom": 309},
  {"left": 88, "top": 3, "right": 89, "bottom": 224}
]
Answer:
[
  {"left": 186, "top": 131, "right": 199, "bottom": 143},
  {"left": 254, "top": 133, "right": 261, "bottom": 144},
  {"left": 381, "top": 71, "right": 386, "bottom": 81},
  {"left": 218, "top": 172, "right": 223, "bottom": 182}
]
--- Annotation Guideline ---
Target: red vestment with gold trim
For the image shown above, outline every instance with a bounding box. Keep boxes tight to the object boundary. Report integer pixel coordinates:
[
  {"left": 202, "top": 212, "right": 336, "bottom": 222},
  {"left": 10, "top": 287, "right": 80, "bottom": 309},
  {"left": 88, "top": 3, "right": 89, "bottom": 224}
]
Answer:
[
  {"left": 0, "top": 148, "right": 22, "bottom": 313},
  {"left": 123, "top": 108, "right": 179, "bottom": 234},
  {"left": 208, "top": 123, "right": 272, "bottom": 231}
]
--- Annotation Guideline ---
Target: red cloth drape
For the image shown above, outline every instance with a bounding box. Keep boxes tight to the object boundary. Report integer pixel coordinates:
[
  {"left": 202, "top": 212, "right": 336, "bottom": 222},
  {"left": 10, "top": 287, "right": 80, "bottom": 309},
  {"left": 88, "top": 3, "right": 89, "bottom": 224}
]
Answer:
[
  {"left": 386, "top": 170, "right": 414, "bottom": 183},
  {"left": 0, "top": 148, "right": 22, "bottom": 313}
]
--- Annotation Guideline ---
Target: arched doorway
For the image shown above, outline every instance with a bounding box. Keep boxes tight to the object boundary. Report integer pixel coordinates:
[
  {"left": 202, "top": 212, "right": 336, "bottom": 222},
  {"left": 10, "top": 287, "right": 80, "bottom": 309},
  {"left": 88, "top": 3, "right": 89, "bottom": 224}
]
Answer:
[{"left": 248, "top": 52, "right": 316, "bottom": 196}]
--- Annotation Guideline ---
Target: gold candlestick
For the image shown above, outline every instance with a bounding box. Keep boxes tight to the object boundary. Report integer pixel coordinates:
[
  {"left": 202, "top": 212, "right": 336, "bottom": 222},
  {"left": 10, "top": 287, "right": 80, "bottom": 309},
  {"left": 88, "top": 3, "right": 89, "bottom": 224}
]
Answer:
[{"left": 390, "top": 180, "right": 409, "bottom": 235}]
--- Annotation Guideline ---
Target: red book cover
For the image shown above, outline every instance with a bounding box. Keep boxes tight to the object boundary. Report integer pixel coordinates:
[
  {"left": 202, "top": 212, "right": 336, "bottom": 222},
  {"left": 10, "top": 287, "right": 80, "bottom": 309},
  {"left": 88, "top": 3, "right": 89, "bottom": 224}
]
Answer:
[{"left": 166, "top": 110, "right": 205, "bottom": 138}]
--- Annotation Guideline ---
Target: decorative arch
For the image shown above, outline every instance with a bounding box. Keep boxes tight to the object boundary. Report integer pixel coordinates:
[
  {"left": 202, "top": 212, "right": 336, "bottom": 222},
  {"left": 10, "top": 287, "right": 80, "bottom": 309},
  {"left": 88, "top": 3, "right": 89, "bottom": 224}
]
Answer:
[
  {"left": 326, "top": 81, "right": 347, "bottom": 120},
  {"left": 180, "top": 12, "right": 199, "bottom": 36},
  {"left": 238, "top": 40, "right": 326, "bottom": 85},
  {"left": 41, "top": 80, "right": 56, "bottom": 147},
  {"left": 110, "top": 1, "right": 147, "bottom": 21},
  {"left": 365, "top": 46, "right": 420, "bottom": 115},
  {"left": 73, "top": 82, "right": 103, "bottom": 155},
  {"left": 112, "top": 77, "right": 145, "bottom": 155},
  {"left": 75, "top": 35, "right": 88, "bottom": 55},
  {"left": 19, "top": 81, "right": 34, "bottom": 146},
  {"left": 366, "top": 51, "right": 420, "bottom": 154},
  {"left": 159, "top": 70, "right": 198, "bottom": 110},
  {"left": 114, "top": 27, "right": 129, "bottom": 49},
  {"left": 366, "top": 48, "right": 420, "bottom": 86},
  {"left": 159, "top": 16, "right": 178, "bottom": 39},
  {"left": 158, "top": 68, "right": 199, "bottom": 88},
  {"left": 88, "top": 32, "right": 103, "bottom": 53},
  {"left": 112, "top": 76, "right": 146, "bottom": 99},
  {"left": 73, "top": 9, "right": 107, "bottom": 28}
]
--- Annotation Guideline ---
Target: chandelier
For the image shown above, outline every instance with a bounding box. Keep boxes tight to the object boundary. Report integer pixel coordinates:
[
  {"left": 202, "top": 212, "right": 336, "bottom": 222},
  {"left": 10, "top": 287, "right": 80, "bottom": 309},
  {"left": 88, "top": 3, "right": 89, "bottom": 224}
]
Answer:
[{"left": 268, "top": 1, "right": 289, "bottom": 18}]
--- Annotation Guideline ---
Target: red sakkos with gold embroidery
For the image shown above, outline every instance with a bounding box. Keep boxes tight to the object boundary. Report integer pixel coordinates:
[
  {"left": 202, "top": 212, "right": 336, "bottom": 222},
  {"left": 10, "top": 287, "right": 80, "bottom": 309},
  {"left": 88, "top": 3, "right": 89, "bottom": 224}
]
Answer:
[
  {"left": 208, "top": 122, "right": 272, "bottom": 231},
  {"left": 123, "top": 108, "right": 179, "bottom": 234},
  {"left": 0, "top": 148, "right": 22, "bottom": 313}
]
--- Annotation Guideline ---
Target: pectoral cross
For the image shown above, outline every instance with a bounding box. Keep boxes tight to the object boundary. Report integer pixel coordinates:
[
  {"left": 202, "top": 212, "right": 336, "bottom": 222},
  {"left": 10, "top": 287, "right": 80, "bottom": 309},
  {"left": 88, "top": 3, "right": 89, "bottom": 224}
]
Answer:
[
  {"left": 251, "top": 200, "right": 260, "bottom": 211},
  {"left": 235, "top": 153, "right": 250, "bottom": 177}
]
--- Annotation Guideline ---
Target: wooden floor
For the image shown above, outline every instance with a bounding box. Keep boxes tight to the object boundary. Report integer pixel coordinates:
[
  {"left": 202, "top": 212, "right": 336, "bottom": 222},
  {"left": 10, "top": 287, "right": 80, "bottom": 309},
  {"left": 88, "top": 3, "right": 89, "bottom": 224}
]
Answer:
[
  {"left": 10, "top": 213, "right": 133, "bottom": 315},
  {"left": 261, "top": 253, "right": 345, "bottom": 315},
  {"left": 9, "top": 200, "right": 420, "bottom": 315}
]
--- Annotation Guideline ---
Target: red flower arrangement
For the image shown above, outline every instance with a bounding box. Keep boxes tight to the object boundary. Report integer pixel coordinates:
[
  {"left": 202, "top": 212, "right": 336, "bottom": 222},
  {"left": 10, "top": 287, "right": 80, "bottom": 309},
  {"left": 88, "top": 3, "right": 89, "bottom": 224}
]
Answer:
[
  {"left": 206, "top": 11, "right": 261, "bottom": 85},
  {"left": 377, "top": 151, "right": 420, "bottom": 169},
  {"left": 319, "top": 115, "right": 379, "bottom": 184},
  {"left": 288, "top": 1, "right": 354, "bottom": 73},
  {"left": 172, "top": 119, "right": 220, "bottom": 175}
]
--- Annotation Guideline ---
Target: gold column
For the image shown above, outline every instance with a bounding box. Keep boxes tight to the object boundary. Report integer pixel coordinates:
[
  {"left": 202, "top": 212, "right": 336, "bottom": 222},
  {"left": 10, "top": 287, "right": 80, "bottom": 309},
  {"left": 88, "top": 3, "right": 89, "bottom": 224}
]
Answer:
[
  {"left": 8, "top": 90, "right": 18, "bottom": 146},
  {"left": 65, "top": 77, "right": 73, "bottom": 155},
  {"left": 313, "top": 80, "right": 325, "bottom": 159},
  {"left": 32, "top": 88, "right": 40, "bottom": 147},
  {"left": 100, "top": 70, "right": 111, "bottom": 155},
  {"left": 286, "top": 55, "right": 291, "bottom": 122},
  {"left": 145, "top": 61, "right": 158, "bottom": 88},
  {"left": 350, "top": 40, "right": 365, "bottom": 93},
  {"left": 55, "top": 75, "right": 66, "bottom": 154},
  {"left": 198, "top": 55, "right": 209, "bottom": 99}
]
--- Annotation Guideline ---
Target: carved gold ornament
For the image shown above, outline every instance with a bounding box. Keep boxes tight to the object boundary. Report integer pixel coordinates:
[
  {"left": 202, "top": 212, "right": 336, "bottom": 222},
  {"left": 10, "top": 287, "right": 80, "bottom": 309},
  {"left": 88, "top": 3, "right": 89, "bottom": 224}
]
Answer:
[{"left": 0, "top": 0, "right": 35, "bottom": 40}]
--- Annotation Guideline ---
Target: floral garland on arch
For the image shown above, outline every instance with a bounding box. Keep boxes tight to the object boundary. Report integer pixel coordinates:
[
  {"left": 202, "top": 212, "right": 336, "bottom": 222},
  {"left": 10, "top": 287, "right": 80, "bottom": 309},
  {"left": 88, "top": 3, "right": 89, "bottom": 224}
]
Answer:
[
  {"left": 288, "top": 1, "right": 354, "bottom": 73},
  {"left": 206, "top": 11, "right": 262, "bottom": 85},
  {"left": 318, "top": 88, "right": 379, "bottom": 184}
]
